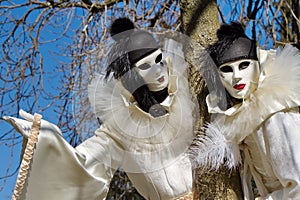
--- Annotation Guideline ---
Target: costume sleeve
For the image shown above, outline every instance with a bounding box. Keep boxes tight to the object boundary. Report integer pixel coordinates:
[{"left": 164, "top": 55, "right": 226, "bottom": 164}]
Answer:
[
  {"left": 263, "top": 112, "right": 300, "bottom": 200},
  {"left": 16, "top": 120, "right": 115, "bottom": 200}
]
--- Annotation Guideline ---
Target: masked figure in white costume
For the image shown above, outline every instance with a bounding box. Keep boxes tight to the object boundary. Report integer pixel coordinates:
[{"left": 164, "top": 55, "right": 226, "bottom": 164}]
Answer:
[
  {"left": 4, "top": 18, "right": 198, "bottom": 200},
  {"left": 191, "top": 22, "right": 300, "bottom": 200}
]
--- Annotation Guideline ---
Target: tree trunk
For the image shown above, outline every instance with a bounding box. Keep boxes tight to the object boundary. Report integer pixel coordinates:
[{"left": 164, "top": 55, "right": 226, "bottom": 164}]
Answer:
[{"left": 180, "top": 0, "right": 243, "bottom": 199}]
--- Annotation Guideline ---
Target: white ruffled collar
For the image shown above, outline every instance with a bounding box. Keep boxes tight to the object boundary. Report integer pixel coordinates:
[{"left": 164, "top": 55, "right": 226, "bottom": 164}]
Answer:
[{"left": 88, "top": 58, "right": 197, "bottom": 172}]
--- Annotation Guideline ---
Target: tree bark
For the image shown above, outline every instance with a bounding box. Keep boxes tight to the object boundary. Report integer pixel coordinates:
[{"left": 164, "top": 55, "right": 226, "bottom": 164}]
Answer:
[{"left": 180, "top": 0, "right": 243, "bottom": 199}]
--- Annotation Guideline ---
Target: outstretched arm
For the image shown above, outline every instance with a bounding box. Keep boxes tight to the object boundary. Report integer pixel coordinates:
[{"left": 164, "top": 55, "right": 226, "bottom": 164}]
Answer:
[{"left": 3, "top": 110, "right": 114, "bottom": 200}]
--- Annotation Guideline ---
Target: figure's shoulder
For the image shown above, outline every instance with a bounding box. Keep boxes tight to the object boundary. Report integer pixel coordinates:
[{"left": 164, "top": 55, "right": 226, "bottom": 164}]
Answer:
[
  {"left": 274, "top": 108, "right": 299, "bottom": 116},
  {"left": 264, "top": 108, "right": 300, "bottom": 126}
]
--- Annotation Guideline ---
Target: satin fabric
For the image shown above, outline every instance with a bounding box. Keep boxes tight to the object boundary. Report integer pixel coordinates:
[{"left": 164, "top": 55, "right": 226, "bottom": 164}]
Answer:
[{"left": 242, "top": 111, "right": 300, "bottom": 200}]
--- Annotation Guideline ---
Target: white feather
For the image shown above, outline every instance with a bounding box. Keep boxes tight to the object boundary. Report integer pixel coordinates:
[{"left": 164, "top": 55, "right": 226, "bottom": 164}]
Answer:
[{"left": 190, "top": 123, "right": 241, "bottom": 170}]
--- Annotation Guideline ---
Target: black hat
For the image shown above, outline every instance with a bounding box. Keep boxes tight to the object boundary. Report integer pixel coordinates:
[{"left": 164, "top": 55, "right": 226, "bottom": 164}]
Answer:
[
  {"left": 208, "top": 22, "right": 258, "bottom": 67},
  {"left": 127, "top": 30, "right": 159, "bottom": 64}
]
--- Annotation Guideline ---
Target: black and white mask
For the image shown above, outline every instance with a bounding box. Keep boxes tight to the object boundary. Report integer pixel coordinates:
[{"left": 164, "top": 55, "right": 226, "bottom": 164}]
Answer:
[
  {"left": 218, "top": 59, "right": 260, "bottom": 99},
  {"left": 134, "top": 49, "right": 169, "bottom": 92}
]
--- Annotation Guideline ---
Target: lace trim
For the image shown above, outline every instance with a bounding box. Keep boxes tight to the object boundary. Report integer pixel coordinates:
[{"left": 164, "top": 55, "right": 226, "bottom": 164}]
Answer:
[{"left": 12, "top": 113, "right": 42, "bottom": 200}]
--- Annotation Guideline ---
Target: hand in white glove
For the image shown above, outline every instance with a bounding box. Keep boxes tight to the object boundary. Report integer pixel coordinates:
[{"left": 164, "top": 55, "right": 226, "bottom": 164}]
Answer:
[{"left": 3, "top": 109, "right": 61, "bottom": 138}]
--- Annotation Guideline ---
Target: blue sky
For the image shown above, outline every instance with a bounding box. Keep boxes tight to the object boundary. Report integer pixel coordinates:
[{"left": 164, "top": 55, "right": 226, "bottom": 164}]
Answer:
[{"left": 0, "top": 3, "right": 84, "bottom": 198}]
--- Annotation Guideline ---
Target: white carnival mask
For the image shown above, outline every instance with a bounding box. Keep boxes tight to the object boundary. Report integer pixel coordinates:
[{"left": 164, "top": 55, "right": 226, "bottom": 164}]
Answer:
[
  {"left": 134, "top": 49, "right": 169, "bottom": 92},
  {"left": 218, "top": 59, "right": 260, "bottom": 99}
]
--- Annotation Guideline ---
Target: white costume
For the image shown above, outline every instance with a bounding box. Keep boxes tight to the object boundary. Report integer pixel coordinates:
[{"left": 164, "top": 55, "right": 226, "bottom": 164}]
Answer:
[
  {"left": 5, "top": 50, "right": 197, "bottom": 199},
  {"left": 192, "top": 45, "right": 300, "bottom": 200}
]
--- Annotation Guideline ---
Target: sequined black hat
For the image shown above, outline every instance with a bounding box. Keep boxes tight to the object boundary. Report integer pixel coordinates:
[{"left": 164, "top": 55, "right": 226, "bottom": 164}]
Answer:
[{"left": 208, "top": 22, "right": 258, "bottom": 67}]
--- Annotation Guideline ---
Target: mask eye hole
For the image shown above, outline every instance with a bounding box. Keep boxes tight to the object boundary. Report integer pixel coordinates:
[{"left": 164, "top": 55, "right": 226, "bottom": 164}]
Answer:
[
  {"left": 219, "top": 65, "right": 233, "bottom": 73},
  {"left": 155, "top": 53, "right": 162, "bottom": 64},
  {"left": 239, "top": 61, "right": 250, "bottom": 70},
  {"left": 137, "top": 63, "right": 152, "bottom": 70}
]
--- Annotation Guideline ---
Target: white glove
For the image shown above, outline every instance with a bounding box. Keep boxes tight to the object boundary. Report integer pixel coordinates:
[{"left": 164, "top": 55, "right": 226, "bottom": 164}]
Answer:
[{"left": 3, "top": 109, "right": 61, "bottom": 138}]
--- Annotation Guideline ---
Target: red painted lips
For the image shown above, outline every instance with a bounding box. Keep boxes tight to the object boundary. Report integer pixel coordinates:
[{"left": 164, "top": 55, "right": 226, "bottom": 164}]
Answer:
[
  {"left": 158, "top": 76, "right": 165, "bottom": 82},
  {"left": 234, "top": 84, "right": 246, "bottom": 90}
]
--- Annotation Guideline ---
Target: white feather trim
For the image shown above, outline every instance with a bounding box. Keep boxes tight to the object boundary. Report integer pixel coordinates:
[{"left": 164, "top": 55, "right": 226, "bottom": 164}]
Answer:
[{"left": 189, "top": 123, "right": 241, "bottom": 170}]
